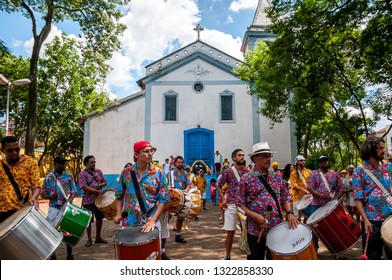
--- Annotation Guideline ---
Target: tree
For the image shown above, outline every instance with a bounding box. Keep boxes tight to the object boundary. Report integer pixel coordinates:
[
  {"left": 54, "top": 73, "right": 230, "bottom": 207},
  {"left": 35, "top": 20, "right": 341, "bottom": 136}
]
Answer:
[
  {"left": 234, "top": 0, "right": 391, "bottom": 156},
  {"left": 0, "top": 0, "right": 130, "bottom": 156},
  {"left": 36, "top": 34, "right": 110, "bottom": 179}
]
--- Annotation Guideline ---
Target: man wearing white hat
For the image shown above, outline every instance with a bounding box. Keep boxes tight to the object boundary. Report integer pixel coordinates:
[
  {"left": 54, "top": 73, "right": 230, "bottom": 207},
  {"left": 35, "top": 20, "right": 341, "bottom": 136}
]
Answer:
[
  {"left": 289, "top": 155, "right": 311, "bottom": 220},
  {"left": 237, "top": 142, "right": 298, "bottom": 260}
]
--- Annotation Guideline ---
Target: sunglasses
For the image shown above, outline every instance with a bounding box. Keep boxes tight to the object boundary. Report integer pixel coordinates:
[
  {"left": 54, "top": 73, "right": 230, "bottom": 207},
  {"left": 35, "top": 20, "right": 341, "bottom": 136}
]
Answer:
[
  {"left": 298, "top": 160, "right": 305, "bottom": 162},
  {"left": 5, "top": 147, "right": 20, "bottom": 153},
  {"left": 140, "top": 149, "right": 155, "bottom": 154}
]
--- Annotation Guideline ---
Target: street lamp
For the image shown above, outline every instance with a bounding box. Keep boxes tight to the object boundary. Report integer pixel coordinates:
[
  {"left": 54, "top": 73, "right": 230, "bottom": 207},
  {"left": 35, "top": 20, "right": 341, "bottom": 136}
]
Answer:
[{"left": 0, "top": 74, "right": 31, "bottom": 136}]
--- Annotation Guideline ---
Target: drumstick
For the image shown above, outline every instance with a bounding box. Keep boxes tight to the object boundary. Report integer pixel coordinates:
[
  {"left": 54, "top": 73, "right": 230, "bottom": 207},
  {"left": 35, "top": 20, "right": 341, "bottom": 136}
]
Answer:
[{"left": 258, "top": 205, "right": 272, "bottom": 243}]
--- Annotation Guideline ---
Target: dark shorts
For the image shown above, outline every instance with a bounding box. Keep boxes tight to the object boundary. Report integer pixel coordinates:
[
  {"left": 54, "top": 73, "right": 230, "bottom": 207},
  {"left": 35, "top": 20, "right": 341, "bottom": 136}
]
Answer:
[{"left": 83, "top": 203, "right": 104, "bottom": 223}]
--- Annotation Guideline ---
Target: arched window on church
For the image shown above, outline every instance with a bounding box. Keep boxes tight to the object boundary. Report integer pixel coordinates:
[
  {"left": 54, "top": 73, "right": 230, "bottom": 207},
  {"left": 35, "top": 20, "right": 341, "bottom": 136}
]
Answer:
[{"left": 164, "top": 91, "right": 178, "bottom": 122}]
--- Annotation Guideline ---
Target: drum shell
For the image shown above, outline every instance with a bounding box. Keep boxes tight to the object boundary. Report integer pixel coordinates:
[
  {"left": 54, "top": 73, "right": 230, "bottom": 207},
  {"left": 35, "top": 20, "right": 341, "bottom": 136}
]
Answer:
[
  {"left": 53, "top": 201, "right": 92, "bottom": 246},
  {"left": 297, "top": 194, "right": 313, "bottom": 218},
  {"left": 166, "top": 188, "right": 185, "bottom": 214},
  {"left": 381, "top": 216, "right": 392, "bottom": 250},
  {"left": 178, "top": 188, "right": 201, "bottom": 219},
  {"left": 114, "top": 226, "right": 161, "bottom": 260},
  {"left": 95, "top": 189, "right": 117, "bottom": 220},
  {"left": 0, "top": 206, "right": 63, "bottom": 260},
  {"left": 266, "top": 222, "right": 318, "bottom": 260},
  {"left": 306, "top": 200, "right": 361, "bottom": 254}
]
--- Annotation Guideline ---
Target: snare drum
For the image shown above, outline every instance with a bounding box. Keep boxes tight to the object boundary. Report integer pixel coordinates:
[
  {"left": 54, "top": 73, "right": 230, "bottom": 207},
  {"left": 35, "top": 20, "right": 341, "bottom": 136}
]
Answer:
[
  {"left": 381, "top": 216, "right": 392, "bottom": 253},
  {"left": 95, "top": 189, "right": 117, "bottom": 220},
  {"left": 53, "top": 201, "right": 92, "bottom": 247},
  {"left": 266, "top": 222, "right": 318, "bottom": 260},
  {"left": 165, "top": 188, "right": 185, "bottom": 214},
  {"left": 0, "top": 206, "right": 63, "bottom": 260},
  {"left": 297, "top": 194, "right": 314, "bottom": 218},
  {"left": 114, "top": 226, "right": 161, "bottom": 260},
  {"left": 306, "top": 200, "right": 361, "bottom": 254}
]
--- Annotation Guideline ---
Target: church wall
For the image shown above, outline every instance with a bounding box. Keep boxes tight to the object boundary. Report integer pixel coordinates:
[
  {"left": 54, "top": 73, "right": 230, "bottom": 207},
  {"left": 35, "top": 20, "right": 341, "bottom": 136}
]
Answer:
[{"left": 84, "top": 95, "right": 145, "bottom": 174}]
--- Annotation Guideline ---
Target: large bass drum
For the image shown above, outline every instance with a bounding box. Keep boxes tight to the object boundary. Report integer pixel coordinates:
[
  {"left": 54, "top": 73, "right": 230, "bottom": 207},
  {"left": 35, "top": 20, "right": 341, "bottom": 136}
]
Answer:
[{"left": 0, "top": 206, "right": 63, "bottom": 260}]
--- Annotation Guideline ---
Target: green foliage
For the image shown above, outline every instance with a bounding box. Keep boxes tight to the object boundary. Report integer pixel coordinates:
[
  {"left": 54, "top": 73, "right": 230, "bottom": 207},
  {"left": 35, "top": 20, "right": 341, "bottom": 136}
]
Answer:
[{"left": 36, "top": 34, "right": 110, "bottom": 177}]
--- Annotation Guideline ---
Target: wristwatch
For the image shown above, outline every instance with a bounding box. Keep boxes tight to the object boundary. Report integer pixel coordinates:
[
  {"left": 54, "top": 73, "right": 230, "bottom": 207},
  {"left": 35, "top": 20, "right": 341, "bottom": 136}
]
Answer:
[{"left": 286, "top": 210, "right": 294, "bottom": 217}]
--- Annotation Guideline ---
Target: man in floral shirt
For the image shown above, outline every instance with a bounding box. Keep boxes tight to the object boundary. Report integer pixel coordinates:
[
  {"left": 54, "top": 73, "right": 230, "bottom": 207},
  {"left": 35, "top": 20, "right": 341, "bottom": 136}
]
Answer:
[
  {"left": 352, "top": 137, "right": 392, "bottom": 260},
  {"left": 42, "top": 155, "right": 77, "bottom": 260},
  {"left": 78, "top": 155, "right": 107, "bottom": 247},
  {"left": 237, "top": 142, "right": 298, "bottom": 260},
  {"left": 114, "top": 141, "right": 169, "bottom": 250}
]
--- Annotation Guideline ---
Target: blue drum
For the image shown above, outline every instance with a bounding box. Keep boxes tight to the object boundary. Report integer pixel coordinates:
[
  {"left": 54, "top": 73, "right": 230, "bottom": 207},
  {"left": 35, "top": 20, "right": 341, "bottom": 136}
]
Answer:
[{"left": 297, "top": 194, "right": 314, "bottom": 218}]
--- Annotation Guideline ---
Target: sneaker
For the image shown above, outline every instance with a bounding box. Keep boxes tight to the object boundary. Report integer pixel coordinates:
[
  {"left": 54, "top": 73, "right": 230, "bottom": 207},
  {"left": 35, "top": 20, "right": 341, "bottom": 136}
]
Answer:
[
  {"left": 161, "top": 252, "right": 171, "bottom": 260},
  {"left": 175, "top": 234, "right": 187, "bottom": 243},
  {"left": 219, "top": 217, "right": 222, "bottom": 220},
  {"left": 236, "top": 224, "right": 241, "bottom": 230},
  {"left": 224, "top": 256, "right": 231, "bottom": 260},
  {"left": 66, "top": 255, "right": 74, "bottom": 260}
]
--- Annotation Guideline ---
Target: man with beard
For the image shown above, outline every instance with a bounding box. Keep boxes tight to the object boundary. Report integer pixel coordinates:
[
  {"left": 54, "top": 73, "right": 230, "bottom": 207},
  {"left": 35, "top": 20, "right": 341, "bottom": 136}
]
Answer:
[
  {"left": 237, "top": 143, "right": 298, "bottom": 260},
  {"left": 217, "top": 149, "right": 248, "bottom": 260},
  {"left": 289, "top": 155, "right": 311, "bottom": 220},
  {"left": 79, "top": 155, "right": 107, "bottom": 247},
  {"left": 168, "top": 156, "right": 192, "bottom": 244},
  {"left": 352, "top": 137, "right": 392, "bottom": 260},
  {"left": 0, "top": 136, "right": 41, "bottom": 223}
]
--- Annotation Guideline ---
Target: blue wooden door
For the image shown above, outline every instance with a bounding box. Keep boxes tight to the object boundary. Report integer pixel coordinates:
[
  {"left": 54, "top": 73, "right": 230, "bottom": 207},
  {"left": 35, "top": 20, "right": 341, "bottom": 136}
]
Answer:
[{"left": 184, "top": 128, "right": 214, "bottom": 169}]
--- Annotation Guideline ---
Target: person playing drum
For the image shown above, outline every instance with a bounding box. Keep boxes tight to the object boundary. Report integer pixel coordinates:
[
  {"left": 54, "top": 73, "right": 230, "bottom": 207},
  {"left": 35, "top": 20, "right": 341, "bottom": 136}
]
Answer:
[
  {"left": 237, "top": 142, "right": 298, "bottom": 260},
  {"left": 289, "top": 155, "right": 311, "bottom": 220},
  {"left": 352, "top": 137, "right": 392, "bottom": 260},
  {"left": 217, "top": 148, "right": 249, "bottom": 260},
  {"left": 41, "top": 155, "right": 77, "bottom": 260},
  {"left": 0, "top": 136, "right": 41, "bottom": 223},
  {"left": 113, "top": 141, "right": 170, "bottom": 257}
]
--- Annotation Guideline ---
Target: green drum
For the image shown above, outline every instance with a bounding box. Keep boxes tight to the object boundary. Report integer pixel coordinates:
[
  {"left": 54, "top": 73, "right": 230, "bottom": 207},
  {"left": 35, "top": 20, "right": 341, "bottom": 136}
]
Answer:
[{"left": 53, "top": 201, "right": 92, "bottom": 246}]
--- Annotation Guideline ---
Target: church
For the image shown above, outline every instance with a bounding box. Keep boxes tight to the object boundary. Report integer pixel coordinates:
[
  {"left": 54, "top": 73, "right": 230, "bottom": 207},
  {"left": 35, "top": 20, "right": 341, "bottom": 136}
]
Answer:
[{"left": 83, "top": 0, "right": 297, "bottom": 179}]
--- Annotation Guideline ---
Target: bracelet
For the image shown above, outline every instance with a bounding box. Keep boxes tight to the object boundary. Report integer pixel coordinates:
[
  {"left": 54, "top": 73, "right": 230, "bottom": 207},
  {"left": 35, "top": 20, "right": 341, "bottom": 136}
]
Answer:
[{"left": 286, "top": 210, "right": 294, "bottom": 216}]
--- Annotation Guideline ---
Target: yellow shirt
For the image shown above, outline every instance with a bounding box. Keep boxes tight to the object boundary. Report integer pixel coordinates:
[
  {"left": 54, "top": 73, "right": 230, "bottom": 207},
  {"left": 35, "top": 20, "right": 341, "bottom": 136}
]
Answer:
[
  {"left": 0, "top": 156, "right": 41, "bottom": 212},
  {"left": 289, "top": 168, "right": 312, "bottom": 202},
  {"left": 195, "top": 176, "right": 207, "bottom": 193}
]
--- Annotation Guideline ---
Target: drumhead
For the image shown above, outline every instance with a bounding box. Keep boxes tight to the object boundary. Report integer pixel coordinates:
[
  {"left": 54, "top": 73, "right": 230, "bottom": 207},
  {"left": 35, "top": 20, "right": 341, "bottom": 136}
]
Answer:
[
  {"left": 381, "top": 216, "right": 392, "bottom": 247},
  {"left": 297, "top": 194, "right": 313, "bottom": 210},
  {"left": 95, "top": 189, "right": 116, "bottom": 208},
  {"left": 266, "top": 222, "right": 312, "bottom": 255},
  {"left": 114, "top": 226, "right": 159, "bottom": 246},
  {"left": 306, "top": 200, "right": 338, "bottom": 225},
  {"left": 0, "top": 206, "right": 33, "bottom": 237}
]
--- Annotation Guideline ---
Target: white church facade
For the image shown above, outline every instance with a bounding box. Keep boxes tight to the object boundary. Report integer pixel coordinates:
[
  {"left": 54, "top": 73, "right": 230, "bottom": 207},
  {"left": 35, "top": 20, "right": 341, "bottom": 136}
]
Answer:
[{"left": 83, "top": 1, "right": 297, "bottom": 177}]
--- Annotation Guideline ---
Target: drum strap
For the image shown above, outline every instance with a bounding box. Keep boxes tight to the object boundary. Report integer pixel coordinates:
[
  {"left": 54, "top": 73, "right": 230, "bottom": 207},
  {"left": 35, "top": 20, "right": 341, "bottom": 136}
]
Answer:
[
  {"left": 130, "top": 170, "right": 155, "bottom": 219},
  {"left": 50, "top": 173, "right": 68, "bottom": 201},
  {"left": 2, "top": 163, "right": 29, "bottom": 204},
  {"left": 319, "top": 171, "right": 333, "bottom": 198},
  {"left": 257, "top": 174, "right": 283, "bottom": 220},
  {"left": 362, "top": 166, "right": 392, "bottom": 209}
]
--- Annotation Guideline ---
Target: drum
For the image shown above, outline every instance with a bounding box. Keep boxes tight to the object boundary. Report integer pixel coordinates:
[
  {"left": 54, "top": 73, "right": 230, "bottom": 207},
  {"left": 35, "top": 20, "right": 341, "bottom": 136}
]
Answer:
[
  {"left": 114, "top": 226, "right": 161, "bottom": 260},
  {"left": 165, "top": 188, "right": 185, "bottom": 214},
  {"left": 0, "top": 206, "right": 63, "bottom": 260},
  {"left": 381, "top": 216, "right": 392, "bottom": 252},
  {"left": 266, "top": 222, "right": 318, "bottom": 260},
  {"left": 297, "top": 194, "right": 314, "bottom": 218},
  {"left": 178, "top": 188, "right": 202, "bottom": 219},
  {"left": 95, "top": 189, "right": 117, "bottom": 220},
  {"left": 306, "top": 200, "right": 361, "bottom": 254},
  {"left": 53, "top": 201, "right": 92, "bottom": 247}
]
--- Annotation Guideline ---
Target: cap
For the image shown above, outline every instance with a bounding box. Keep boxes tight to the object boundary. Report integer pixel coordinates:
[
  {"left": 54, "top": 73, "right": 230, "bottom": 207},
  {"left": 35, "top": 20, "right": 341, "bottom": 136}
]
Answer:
[
  {"left": 318, "top": 155, "right": 329, "bottom": 162},
  {"left": 295, "top": 155, "right": 306, "bottom": 162},
  {"left": 54, "top": 156, "right": 69, "bottom": 164}
]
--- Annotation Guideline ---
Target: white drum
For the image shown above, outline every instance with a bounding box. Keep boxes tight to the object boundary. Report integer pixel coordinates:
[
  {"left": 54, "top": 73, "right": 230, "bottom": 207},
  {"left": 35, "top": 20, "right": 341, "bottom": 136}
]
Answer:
[
  {"left": 296, "top": 194, "right": 314, "bottom": 217},
  {"left": 266, "top": 222, "right": 318, "bottom": 260}
]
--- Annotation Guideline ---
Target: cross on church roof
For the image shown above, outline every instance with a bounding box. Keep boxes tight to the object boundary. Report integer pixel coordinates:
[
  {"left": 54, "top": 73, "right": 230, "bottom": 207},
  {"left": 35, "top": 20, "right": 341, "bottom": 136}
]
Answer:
[{"left": 193, "top": 24, "right": 204, "bottom": 40}]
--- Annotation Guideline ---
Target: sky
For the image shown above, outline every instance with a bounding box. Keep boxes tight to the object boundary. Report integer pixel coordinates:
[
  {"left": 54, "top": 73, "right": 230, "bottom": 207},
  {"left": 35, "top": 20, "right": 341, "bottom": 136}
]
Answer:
[
  {"left": 0, "top": 0, "right": 390, "bottom": 130},
  {"left": 0, "top": 0, "right": 258, "bottom": 99}
]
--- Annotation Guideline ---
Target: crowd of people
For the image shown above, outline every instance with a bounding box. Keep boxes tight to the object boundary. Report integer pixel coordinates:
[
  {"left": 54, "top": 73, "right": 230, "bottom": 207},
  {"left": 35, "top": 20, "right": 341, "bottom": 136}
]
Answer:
[{"left": 1, "top": 135, "right": 391, "bottom": 260}]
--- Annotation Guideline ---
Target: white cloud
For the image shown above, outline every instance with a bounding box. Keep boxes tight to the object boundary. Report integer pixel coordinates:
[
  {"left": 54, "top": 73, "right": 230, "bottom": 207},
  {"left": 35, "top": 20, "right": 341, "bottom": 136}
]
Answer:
[
  {"left": 229, "top": 0, "right": 258, "bottom": 12},
  {"left": 226, "top": 15, "right": 234, "bottom": 24}
]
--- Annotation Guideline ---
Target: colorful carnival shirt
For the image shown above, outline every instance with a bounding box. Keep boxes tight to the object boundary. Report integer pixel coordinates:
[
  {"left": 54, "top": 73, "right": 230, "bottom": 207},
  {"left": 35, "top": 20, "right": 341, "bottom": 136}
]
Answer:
[
  {"left": 218, "top": 166, "right": 249, "bottom": 204},
  {"left": 167, "top": 170, "right": 193, "bottom": 190},
  {"left": 116, "top": 163, "right": 170, "bottom": 227},
  {"left": 195, "top": 176, "right": 207, "bottom": 193},
  {"left": 352, "top": 161, "right": 392, "bottom": 221},
  {"left": 307, "top": 170, "right": 344, "bottom": 206},
  {"left": 78, "top": 168, "right": 107, "bottom": 205},
  {"left": 289, "top": 168, "right": 312, "bottom": 202},
  {"left": 42, "top": 170, "right": 77, "bottom": 207},
  {"left": 0, "top": 156, "right": 41, "bottom": 212},
  {"left": 237, "top": 168, "right": 292, "bottom": 237}
]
